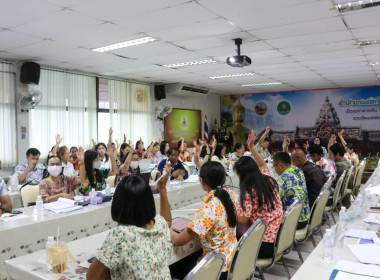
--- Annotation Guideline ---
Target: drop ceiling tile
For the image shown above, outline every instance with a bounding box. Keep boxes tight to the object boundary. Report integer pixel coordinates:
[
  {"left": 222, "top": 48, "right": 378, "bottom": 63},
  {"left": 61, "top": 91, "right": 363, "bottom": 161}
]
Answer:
[
  {"left": 115, "top": 2, "right": 217, "bottom": 33},
  {"left": 343, "top": 8, "right": 380, "bottom": 28},
  {"left": 282, "top": 40, "right": 358, "bottom": 56},
  {"left": 73, "top": 0, "right": 189, "bottom": 21},
  {"left": 139, "top": 51, "right": 210, "bottom": 65},
  {"left": 43, "top": 0, "right": 92, "bottom": 7},
  {"left": 147, "top": 18, "right": 240, "bottom": 42},
  {"left": 0, "top": 0, "right": 61, "bottom": 28},
  {"left": 352, "top": 25, "right": 380, "bottom": 41},
  {"left": 0, "top": 51, "right": 34, "bottom": 60},
  {"left": 8, "top": 40, "right": 77, "bottom": 57},
  {"left": 248, "top": 17, "right": 347, "bottom": 40},
  {"left": 362, "top": 45, "right": 380, "bottom": 55},
  {"left": 0, "top": 30, "right": 43, "bottom": 51},
  {"left": 12, "top": 9, "right": 102, "bottom": 38},
  {"left": 292, "top": 48, "right": 363, "bottom": 62},
  {"left": 111, "top": 42, "right": 187, "bottom": 59},
  {"left": 196, "top": 40, "right": 273, "bottom": 57}
]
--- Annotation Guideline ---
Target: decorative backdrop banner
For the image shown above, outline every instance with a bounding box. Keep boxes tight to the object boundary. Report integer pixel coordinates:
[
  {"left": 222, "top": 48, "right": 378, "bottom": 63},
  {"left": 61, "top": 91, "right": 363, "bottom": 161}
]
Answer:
[{"left": 221, "top": 86, "right": 380, "bottom": 158}]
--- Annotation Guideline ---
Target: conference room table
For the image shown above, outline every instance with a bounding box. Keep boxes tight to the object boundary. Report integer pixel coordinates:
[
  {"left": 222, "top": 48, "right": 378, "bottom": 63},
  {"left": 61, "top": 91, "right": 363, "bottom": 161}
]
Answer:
[
  {"left": 4, "top": 201, "right": 207, "bottom": 280},
  {"left": 0, "top": 174, "right": 241, "bottom": 280},
  {"left": 292, "top": 162, "right": 380, "bottom": 280}
]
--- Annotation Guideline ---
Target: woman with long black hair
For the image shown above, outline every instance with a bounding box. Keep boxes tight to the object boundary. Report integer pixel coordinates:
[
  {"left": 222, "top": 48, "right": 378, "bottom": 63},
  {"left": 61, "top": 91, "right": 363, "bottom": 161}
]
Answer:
[
  {"left": 170, "top": 161, "right": 238, "bottom": 280},
  {"left": 211, "top": 143, "right": 228, "bottom": 168},
  {"left": 234, "top": 131, "right": 283, "bottom": 258}
]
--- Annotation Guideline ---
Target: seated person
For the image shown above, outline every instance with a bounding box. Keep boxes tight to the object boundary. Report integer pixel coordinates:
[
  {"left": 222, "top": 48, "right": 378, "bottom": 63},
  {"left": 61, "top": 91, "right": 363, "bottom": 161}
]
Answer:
[
  {"left": 144, "top": 139, "right": 161, "bottom": 164},
  {"left": 39, "top": 155, "right": 81, "bottom": 203},
  {"left": 211, "top": 143, "right": 228, "bottom": 168},
  {"left": 135, "top": 139, "right": 145, "bottom": 159},
  {"left": 338, "top": 129, "right": 359, "bottom": 168},
  {"left": 273, "top": 152, "right": 310, "bottom": 229},
  {"left": 329, "top": 143, "right": 352, "bottom": 186},
  {"left": 69, "top": 146, "right": 81, "bottom": 171},
  {"left": 13, "top": 148, "right": 45, "bottom": 184},
  {"left": 86, "top": 163, "right": 172, "bottom": 280},
  {"left": 157, "top": 148, "right": 188, "bottom": 181},
  {"left": 116, "top": 146, "right": 141, "bottom": 185},
  {"left": 229, "top": 142, "right": 245, "bottom": 163},
  {"left": 178, "top": 137, "right": 191, "bottom": 162},
  {"left": 58, "top": 146, "right": 75, "bottom": 177},
  {"left": 307, "top": 144, "right": 336, "bottom": 181},
  {"left": 193, "top": 143, "right": 211, "bottom": 175},
  {"left": 170, "top": 161, "right": 238, "bottom": 280},
  {"left": 255, "top": 126, "right": 271, "bottom": 159},
  {"left": 0, "top": 176, "right": 12, "bottom": 215}
]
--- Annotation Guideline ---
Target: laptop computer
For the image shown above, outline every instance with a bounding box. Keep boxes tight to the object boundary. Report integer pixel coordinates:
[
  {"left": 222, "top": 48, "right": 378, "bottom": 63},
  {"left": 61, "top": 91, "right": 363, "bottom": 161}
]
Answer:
[{"left": 138, "top": 159, "right": 151, "bottom": 172}]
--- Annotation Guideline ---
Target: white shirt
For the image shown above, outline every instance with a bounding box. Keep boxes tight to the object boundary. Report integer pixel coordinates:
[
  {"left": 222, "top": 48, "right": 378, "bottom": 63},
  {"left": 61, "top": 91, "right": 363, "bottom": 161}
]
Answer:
[{"left": 62, "top": 161, "right": 75, "bottom": 177}]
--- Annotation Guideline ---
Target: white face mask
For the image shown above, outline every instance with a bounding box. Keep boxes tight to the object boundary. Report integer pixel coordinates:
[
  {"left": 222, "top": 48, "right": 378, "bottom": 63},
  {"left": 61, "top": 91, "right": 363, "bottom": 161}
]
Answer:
[
  {"left": 48, "top": 166, "right": 62, "bottom": 177},
  {"left": 130, "top": 161, "right": 139, "bottom": 170},
  {"left": 93, "top": 161, "right": 101, "bottom": 170}
]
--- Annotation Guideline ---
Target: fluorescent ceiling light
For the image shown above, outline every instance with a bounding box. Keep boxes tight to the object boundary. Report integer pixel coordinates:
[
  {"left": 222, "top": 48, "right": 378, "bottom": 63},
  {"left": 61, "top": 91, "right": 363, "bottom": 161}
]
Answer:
[
  {"left": 333, "top": 0, "right": 380, "bottom": 12},
  {"left": 163, "top": 59, "right": 216, "bottom": 68},
  {"left": 242, "top": 82, "right": 283, "bottom": 87},
  {"left": 209, "top": 73, "right": 255, "bottom": 79},
  {"left": 92, "top": 36, "right": 157, "bottom": 52},
  {"left": 357, "top": 40, "right": 380, "bottom": 46},
  {"left": 377, "top": 74, "right": 380, "bottom": 78},
  {"left": 369, "top": 62, "right": 380, "bottom": 67}
]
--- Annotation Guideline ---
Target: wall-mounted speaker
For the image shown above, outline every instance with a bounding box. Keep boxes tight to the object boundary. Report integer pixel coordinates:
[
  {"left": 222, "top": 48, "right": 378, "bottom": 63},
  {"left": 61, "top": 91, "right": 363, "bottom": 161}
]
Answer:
[
  {"left": 20, "top": 62, "right": 41, "bottom": 85},
  {"left": 154, "top": 85, "right": 166, "bottom": 100}
]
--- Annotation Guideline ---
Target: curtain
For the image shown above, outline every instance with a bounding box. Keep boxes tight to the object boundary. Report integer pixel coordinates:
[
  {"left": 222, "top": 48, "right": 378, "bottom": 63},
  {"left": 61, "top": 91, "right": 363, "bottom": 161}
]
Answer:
[
  {"left": 29, "top": 69, "right": 96, "bottom": 158},
  {"left": 109, "top": 80, "right": 151, "bottom": 144},
  {"left": 0, "top": 62, "right": 16, "bottom": 167}
]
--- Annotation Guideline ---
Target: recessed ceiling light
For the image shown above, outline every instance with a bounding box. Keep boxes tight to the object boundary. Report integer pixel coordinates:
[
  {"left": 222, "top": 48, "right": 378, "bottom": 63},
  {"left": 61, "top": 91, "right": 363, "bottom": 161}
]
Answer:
[
  {"left": 377, "top": 74, "right": 380, "bottom": 78},
  {"left": 209, "top": 73, "right": 256, "bottom": 79},
  {"left": 242, "top": 82, "right": 283, "bottom": 87},
  {"left": 357, "top": 40, "right": 380, "bottom": 46},
  {"left": 163, "top": 59, "right": 216, "bottom": 68},
  {"left": 333, "top": 0, "right": 380, "bottom": 12},
  {"left": 369, "top": 62, "right": 380, "bottom": 67},
  {"left": 92, "top": 36, "right": 157, "bottom": 52}
]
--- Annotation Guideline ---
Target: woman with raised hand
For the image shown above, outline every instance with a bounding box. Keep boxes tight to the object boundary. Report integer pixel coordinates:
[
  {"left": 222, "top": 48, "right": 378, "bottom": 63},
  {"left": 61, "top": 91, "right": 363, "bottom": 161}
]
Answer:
[
  {"left": 170, "top": 161, "right": 238, "bottom": 280},
  {"left": 57, "top": 146, "right": 75, "bottom": 177},
  {"left": 87, "top": 162, "right": 173, "bottom": 280},
  {"left": 338, "top": 129, "right": 359, "bottom": 168},
  {"left": 193, "top": 141, "right": 211, "bottom": 175},
  {"left": 135, "top": 137, "right": 145, "bottom": 159},
  {"left": 211, "top": 143, "right": 228, "bottom": 168},
  {"left": 94, "top": 128, "right": 118, "bottom": 177},
  {"left": 234, "top": 131, "right": 283, "bottom": 258},
  {"left": 144, "top": 137, "right": 161, "bottom": 164}
]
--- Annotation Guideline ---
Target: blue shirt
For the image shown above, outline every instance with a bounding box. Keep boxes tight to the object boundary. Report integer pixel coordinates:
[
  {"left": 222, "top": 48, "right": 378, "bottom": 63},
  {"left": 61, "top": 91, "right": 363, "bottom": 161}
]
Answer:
[{"left": 157, "top": 159, "right": 188, "bottom": 180}]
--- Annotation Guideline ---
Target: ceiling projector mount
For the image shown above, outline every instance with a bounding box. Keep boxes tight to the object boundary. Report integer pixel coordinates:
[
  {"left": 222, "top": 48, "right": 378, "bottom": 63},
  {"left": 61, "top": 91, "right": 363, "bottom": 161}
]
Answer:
[{"left": 226, "top": 38, "right": 252, "bottom": 67}]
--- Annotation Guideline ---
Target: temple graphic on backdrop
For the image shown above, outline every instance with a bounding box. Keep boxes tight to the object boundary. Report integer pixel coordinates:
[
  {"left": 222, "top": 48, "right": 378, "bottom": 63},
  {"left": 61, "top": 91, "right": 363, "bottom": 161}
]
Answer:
[{"left": 222, "top": 96, "right": 380, "bottom": 157}]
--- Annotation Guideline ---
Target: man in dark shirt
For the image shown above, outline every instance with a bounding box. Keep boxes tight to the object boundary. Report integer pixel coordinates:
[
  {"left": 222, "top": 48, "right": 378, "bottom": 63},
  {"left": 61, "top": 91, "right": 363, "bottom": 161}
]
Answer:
[
  {"left": 291, "top": 149, "right": 327, "bottom": 208},
  {"left": 157, "top": 148, "right": 188, "bottom": 181}
]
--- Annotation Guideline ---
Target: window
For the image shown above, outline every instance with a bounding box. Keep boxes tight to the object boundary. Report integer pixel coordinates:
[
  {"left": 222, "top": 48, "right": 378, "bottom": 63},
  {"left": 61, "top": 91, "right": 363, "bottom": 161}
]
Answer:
[
  {"left": 0, "top": 62, "right": 16, "bottom": 167},
  {"left": 29, "top": 69, "right": 97, "bottom": 158}
]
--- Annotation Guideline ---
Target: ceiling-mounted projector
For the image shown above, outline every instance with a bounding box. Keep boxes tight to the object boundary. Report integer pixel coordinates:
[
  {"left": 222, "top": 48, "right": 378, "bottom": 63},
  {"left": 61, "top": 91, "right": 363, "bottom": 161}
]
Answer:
[{"left": 226, "top": 38, "right": 251, "bottom": 67}]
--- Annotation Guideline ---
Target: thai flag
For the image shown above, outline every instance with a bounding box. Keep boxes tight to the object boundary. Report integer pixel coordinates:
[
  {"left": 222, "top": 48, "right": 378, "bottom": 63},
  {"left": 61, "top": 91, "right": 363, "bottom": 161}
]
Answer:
[{"left": 204, "top": 114, "right": 209, "bottom": 142}]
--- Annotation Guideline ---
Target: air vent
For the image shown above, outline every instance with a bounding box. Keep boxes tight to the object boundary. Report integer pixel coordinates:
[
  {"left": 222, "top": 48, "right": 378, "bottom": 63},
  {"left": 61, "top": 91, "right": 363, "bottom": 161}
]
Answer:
[{"left": 164, "top": 83, "right": 210, "bottom": 97}]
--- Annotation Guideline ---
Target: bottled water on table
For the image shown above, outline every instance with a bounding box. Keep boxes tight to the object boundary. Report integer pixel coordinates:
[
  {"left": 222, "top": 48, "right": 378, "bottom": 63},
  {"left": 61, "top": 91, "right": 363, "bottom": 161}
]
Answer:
[
  {"left": 322, "top": 229, "right": 334, "bottom": 261},
  {"left": 105, "top": 184, "right": 111, "bottom": 196},
  {"left": 35, "top": 195, "right": 44, "bottom": 217},
  {"left": 45, "top": 236, "right": 55, "bottom": 270},
  {"left": 90, "top": 188, "right": 97, "bottom": 205}
]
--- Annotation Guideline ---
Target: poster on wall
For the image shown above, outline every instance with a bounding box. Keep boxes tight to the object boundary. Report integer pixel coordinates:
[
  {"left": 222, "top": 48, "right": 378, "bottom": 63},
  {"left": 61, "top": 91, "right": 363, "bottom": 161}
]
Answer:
[
  {"left": 221, "top": 86, "right": 380, "bottom": 167},
  {"left": 164, "top": 109, "right": 201, "bottom": 147}
]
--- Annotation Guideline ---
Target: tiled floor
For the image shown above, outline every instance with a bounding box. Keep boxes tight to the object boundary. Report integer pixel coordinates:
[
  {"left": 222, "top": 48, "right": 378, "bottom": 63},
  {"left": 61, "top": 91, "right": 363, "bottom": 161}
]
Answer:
[{"left": 257, "top": 211, "right": 339, "bottom": 280}]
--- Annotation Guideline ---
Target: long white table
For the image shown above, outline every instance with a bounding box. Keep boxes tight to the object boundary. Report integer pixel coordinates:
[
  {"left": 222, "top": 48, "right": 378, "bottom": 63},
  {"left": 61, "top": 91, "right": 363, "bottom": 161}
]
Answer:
[
  {"left": 292, "top": 162, "right": 380, "bottom": 279},
  {"left": 4, "top": 201, "right": 205, "bottom": 280},
  {"left": 0, "top": 176, "right": 231, "bottom": 280}
]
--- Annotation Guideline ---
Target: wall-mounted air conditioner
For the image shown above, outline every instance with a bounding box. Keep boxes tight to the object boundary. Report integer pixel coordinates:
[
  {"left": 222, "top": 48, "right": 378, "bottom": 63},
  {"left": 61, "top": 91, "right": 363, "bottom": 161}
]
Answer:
[{"left": 164, "top": 83, "right": 210, "bottom": 97}]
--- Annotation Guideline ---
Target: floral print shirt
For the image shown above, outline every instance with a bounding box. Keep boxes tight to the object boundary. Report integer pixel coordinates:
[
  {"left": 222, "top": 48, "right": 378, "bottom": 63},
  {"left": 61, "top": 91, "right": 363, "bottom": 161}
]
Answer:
[
  {"left": 39, "top": 176, "right": 80, "bottom": 201},
  {"left": 13, "top": 162, "right": 45, "bottom": 184},
  {"left": 97, "top": 215, "right": 172, "bottom": 280},
  {"left": 254, "top": 143, "right": 271, "bottom": 159},
  {"left": 188, "top": 188, "right": 238, "bottom": 272},
  {"left": 277, "top": 167, "right": 310, "bottom": 223},
  {"left": 180, "top": 151, "right": 191, "bottom": 162},
  {"left": 237, "top": 176, "right": 283, "bottom": 243},
  {"left": 80, "top": 168, "right": 109, "bottom": 194},
  {"left": 316, "top": 157, "right": 336, "bottom": 181},
  {"left": 345, "top": 152, "right": 359, "bottom": 168}
]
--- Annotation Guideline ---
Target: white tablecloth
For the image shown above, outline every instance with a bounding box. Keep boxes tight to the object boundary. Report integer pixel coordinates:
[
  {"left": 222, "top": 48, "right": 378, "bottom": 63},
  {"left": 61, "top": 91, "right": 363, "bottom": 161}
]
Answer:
[
  {"left": 0, "top": 176, "right": 230, "bottom": 280},
  {"left": 5, "top": 202, "right": 205, "bottom": 280},
  {"left": 292, "top": 162, "right": 380, "bottom": 279}
]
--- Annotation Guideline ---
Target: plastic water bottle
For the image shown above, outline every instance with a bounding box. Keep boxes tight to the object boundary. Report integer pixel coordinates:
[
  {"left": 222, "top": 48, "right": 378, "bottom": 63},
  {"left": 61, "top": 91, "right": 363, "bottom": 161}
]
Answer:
[
  {"left": 8, "top": 175, "right": 19, "bottom": 192},
  {"left": 365, "top": 189, "right": 373, "bottom": 208},
  {"left": 105, "top": 184, "right": 111, "bottom": 196},
  {"left": 322, "top": 229, "right": 334, "bottom": 261},
  {"left": 36, "top": 195, "right": 44, "bottom": 217},
  {"left": 90, "top": 188, "right": 97, "bottom": 205},
  {"left": 45, "top": 236, "right": 54, "bottom": 270},
  {"left": 228, "top": 162, "right": 233, "bottom": 174}
]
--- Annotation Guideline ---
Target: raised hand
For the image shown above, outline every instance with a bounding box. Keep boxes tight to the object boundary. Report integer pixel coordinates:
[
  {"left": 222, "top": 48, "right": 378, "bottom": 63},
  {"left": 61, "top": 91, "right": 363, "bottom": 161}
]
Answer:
[
  {"left": 55, "top": 134, "right": 62, "bottom": 145},
  {"left": 77, "top": 147, "right": 85, "bottom": 162},
  {"left": 109, "top": 127, "right": 113, "bottom": 136},
  {"left": 282, "top": 136, "right": 290, "bottom": 152},
  {"left": 123, "top": 133, "right": 127, "bottom": 143},
  {"left": 157, "top": 162, "right": 171, "bottom": 192},
  {"left": 265, "top": 126, "right": 271, "bottom": 133},
  {"left": 106, "top": 142, "right": 114, "bottom": 157},
  {"left": 303, "top": 141, "right": 309, "bottom": 150},
  {"left": 338, "top": 129, "right": 345, "bottom": 137},
  {"left": 247, "top": 130, "right": 257, "bottom": 149}
]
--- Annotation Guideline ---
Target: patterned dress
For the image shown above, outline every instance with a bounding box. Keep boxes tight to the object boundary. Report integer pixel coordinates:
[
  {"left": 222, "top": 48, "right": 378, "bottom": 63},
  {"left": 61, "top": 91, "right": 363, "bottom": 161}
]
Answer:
[
  {"left": 254, "top": 144, "right": 271, "bottom": 159},
  {"left": 39, "top": 176, "right": 80, "bottom": 201},
  {"left": 316, "top": 157, "right": 337, "bottom": 181},
  {"left": 188, "top": 188, "right": 238, "bottom": 272},
  {"left": 277, "top": 167, "right": 310, "bottom": 223},
  {"left": 13, "top": 162, "right": 45, "bottom": 184},
  {"left": 97, "top": 215, "right": 172, "bottom": 280}
]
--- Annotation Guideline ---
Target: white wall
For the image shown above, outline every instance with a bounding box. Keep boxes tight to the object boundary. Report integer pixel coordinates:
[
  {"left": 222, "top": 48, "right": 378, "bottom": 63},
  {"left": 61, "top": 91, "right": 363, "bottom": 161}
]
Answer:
[{"left": 151, "top": 92, "right": 220, "bottom": 141}]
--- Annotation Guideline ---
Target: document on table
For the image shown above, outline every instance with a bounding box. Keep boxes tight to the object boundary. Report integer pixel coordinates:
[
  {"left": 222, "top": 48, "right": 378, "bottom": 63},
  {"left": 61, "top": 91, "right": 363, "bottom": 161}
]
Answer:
[
  {"left": 43, "top": 197, "right": 82, "bottom": 213},
  {"left": 183, "top": 175, "right": 199, "bottom": 183},
  {"left": 1, "top": 214, "right": 29, "bottom": 221},
  {"left": 368, "top": 185, "right": 380, "bottom": 196},
  {"left": 364, "top": 213, "right": 380, "bottom": 225},
  {"left": 345, "top": 229, "right": 377, "bottom": 240},
  {"left": 347, "top": 244, "right": 380, "bottom": 265},
  {"left": 329, "top": 260, "right": 380, "bottom": 280}
]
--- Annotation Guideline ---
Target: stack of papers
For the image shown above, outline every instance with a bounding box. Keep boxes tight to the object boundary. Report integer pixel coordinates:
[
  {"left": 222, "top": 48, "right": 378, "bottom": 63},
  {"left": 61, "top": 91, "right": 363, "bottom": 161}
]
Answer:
[
  {"left": 345, "top": 229, "right": 377, "bottom": 240},
  {"left": 330, "top": 260, "right": 380, "bottom": 280},
  {"left": 347, "top": 244, "right": 380, "bottom": 265},
  {"left": 368, "top": 185, "right": 380, "bottom": 196},
  {"left": 364, "top": 213, "right": 380, "bottom": 225},
  {"left": 183, "top": 175, "right": 199, "bottom": 183},
  {"left": 44, "top": 197, "right": 82, "bottom": 213}
]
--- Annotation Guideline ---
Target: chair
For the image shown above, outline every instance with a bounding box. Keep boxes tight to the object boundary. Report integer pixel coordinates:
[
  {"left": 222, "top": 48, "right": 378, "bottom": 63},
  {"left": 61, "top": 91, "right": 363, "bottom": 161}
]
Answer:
[
  {"left": 227, "top": 220, "right": 267, "bottom": 280},
  {"left": 183, "top": 164, "right": 191, "bottom": 177},
  {"left": 183, "top": 252, "right": 225, "bottom": 280},
  {"left": 256, "top": 200, "right": 303, "bottom": 280},
  {"left": 324, "top": 176, "right": 333, "bottom": 188},
  {"left": 295, "top": 186, "right": 331, "bottom": 262},
  {"left": 324, "top": 170, "right": 346, "bottom": 224},
  {"left": 340, "top": 166, "right": 354, "bottom": 200},
  {"left": 105, "top": 175, "right": 116, "bottom": 187},
  {"left": 20, "top": 184, "right": 40, "bottom": 207},
  {"left": 347, "top": 159, "right": 366, "bottom": 200}
]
